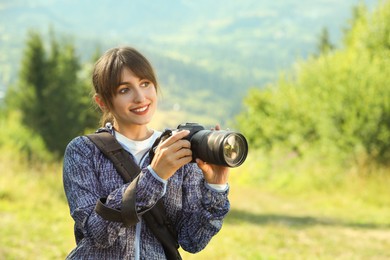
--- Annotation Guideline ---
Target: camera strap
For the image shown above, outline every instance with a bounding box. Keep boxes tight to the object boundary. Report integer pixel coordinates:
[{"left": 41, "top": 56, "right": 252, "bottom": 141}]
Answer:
[
  {"left": 86, "top": 129, "right": 181, "bottom": 260},
  {"left": 149, "top": 128, "right": 173, "bottom": 162}
]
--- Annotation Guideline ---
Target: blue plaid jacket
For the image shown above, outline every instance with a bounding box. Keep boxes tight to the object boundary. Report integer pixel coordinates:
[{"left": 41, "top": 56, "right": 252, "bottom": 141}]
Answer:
[{"left": 63, "top": 135, "right": 230, "bottom": 259}]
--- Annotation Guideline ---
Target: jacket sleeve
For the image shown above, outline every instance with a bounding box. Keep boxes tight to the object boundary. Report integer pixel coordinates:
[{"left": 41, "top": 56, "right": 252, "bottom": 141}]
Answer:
[
  {"left": 62, "top": 136, "right": 166, "bottom": 249},
  {"left": 176, "top": 163, "right": 230, "bottom": 253}
]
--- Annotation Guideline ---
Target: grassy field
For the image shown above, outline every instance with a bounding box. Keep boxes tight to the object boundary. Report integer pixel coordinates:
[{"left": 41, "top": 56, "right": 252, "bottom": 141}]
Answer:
[
  {"left": 182, "top": 183, "right": 390, "bottom": 259},
  {"left": 1, "top": 150, "right": 390, "bottom": 260}
]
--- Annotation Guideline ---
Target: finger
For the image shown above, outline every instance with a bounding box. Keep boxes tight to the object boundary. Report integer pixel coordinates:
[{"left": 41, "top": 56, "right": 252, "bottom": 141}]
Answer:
[
  {"left": 169, "top": 148, "right": 192, "bottom": 167},
  {"left": 177, "top": 156, "right": 193, "bottom": 167},
  {"left": 211, "top": 124, "right": 221, "bottom": 131},
  {"left": 161, "top": 130, "right": 190, "bottom": 147},
  {"left": 196, "top": 158, "right": 210, "bottom": 173},
  {"left": 176, "top": 148, "right": 192, "bottom": 161},
  {"left": 156, "top": 142, "right": 191, "bottom": 164},
  {"left": 170, "top": 139, "right": 191, "bottom": 152}
]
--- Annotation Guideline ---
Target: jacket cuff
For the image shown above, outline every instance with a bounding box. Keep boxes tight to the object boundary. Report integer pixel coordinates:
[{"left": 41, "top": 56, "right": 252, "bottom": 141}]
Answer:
[
  {"left": 201, "top": 181, "right": 230, "bottom": 219},
  {"left": 135, "top": 166, "right": 167, "bottom": 213},
  {"left": 205, "top": 183, "right": 229, "bottom": 192},
  {"left": 147, "top": 165, "right": 167, "bottom": 196}
]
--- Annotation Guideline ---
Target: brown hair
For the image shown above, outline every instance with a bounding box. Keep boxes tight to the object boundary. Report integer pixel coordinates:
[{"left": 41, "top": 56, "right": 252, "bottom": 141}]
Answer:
[{"left": 92, "top": 46, "right": 158, "bottom": 126}]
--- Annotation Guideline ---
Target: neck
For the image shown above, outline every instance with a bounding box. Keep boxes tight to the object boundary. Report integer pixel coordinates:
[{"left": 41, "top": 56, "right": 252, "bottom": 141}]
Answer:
[{"left": 114, "top": 124, "right": 153, "bottom": 141}]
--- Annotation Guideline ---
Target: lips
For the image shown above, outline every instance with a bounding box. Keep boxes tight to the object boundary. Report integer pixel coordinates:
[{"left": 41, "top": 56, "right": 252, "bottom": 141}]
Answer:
[{"left": 131, "top": 104, "right": 149, "bottom": 115}]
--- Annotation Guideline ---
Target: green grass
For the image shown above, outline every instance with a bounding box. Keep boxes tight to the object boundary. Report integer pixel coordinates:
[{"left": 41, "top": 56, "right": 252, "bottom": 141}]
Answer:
[
  {"left": 181, "top": 150, "right": 390, "bottom": 259},
  {"left": 1, "top": 148, "right": 389, "bottom": 259},
  {"left": 0, "top": 154, "right": 74, "bottom": 259},
  {"left": 181, "top": 185, "right": 390, "bottom": 259}
]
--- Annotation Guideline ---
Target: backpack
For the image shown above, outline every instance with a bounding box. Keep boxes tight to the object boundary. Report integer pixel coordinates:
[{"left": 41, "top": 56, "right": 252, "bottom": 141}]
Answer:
[{"left": 86, "top": 129, "right": 181, "bottom": 260}]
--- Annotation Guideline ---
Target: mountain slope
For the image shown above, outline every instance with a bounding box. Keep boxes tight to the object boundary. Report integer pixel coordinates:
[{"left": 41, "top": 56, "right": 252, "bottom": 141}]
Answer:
[{"left": 0, "top": 0, "right": 379, "bottom": 122}]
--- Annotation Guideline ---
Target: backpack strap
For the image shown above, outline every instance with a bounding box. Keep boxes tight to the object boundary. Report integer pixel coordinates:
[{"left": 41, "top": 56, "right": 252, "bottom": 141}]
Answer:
[
  {"left": 87, "top": 131, "right": 139, "bottom": 182},
  {"left": 93, "top": 175, "right": 140, "bottom": 226},
  {"left": 86, "top": 131, "right": 181, "bottom": 260},
  {"left": 87, "top": 131, "right": 140, "bottom": 226}
]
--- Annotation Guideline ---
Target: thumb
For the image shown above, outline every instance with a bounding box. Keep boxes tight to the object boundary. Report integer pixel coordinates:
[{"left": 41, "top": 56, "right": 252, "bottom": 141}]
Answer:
[{"left": 196, "top": 158, "right": 211, "bottom": 174}]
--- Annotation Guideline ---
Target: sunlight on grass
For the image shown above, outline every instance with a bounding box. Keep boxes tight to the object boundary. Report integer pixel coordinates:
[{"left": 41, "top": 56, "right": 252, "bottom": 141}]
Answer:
[
  {"left": 0, "top": 151, "right": 74, "bottom": 259},
  {"left": 1, "top": 146, "right": 389, "bottom": 259},
  {"left": 186, "top": 147, "right": 390, "bottom": 259}
]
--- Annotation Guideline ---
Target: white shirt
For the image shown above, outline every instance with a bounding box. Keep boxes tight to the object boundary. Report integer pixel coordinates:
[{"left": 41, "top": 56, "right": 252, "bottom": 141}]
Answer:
[{"left": 115, "top": 130, "right": 161, "bottom": 165}]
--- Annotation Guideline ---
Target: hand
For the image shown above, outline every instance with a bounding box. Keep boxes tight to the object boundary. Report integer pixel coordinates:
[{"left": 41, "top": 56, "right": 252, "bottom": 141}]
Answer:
[
  {"left": 196, "top": 124, "right": 230, "bottom": 184},
  {"left": 151, "top": 130, "right": 192, "bottom": 180},
  {"left": 196, "top": 159, "right": 229, "bottom": 184}
]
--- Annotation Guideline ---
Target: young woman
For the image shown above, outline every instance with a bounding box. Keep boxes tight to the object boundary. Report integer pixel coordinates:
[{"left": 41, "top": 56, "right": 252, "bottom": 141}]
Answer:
[{"left": 63, "top": 46, "right": 230, "bottom": 259}]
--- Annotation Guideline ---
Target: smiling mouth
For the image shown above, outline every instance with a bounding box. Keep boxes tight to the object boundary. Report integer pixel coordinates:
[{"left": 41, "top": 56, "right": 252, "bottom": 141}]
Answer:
[{"left": 131, "top": 105, "right": 149, "bottom": 114}]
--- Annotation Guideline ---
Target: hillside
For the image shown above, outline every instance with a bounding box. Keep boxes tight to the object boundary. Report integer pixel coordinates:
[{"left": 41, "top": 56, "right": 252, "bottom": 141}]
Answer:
[{"left": 0, "top": 0, "right": 378, "bottom": 123}]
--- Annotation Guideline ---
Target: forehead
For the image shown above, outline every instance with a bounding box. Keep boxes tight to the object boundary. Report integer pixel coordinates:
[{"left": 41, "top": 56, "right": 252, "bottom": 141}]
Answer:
[
  {"left": 118, "top": 67, "right": 143, "bottom": 85},
  {"left": 120, "top": 67, "right": 136, "bottom": 80}
]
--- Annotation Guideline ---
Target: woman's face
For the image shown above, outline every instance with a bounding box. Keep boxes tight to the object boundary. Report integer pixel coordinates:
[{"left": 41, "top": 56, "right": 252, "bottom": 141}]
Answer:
[{"left": 110, "top": 68, "right": 157, "bottom": 129}]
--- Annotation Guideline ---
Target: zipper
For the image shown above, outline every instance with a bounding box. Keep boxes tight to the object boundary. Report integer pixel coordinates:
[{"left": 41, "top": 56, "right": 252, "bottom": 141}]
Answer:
[
  {"left": 134, "top": 152, "right": 149, "bottom": 260},
  {"left": 133, "top": 136, "right": 159, "bottom": 259},
  {"left": 134, "top": 219, "right": 142, "bottom": 260}
]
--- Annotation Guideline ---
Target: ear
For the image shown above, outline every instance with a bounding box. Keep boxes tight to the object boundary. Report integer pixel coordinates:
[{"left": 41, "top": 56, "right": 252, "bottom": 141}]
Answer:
[{"left": 94, "top": 94, "right": 107, "bottom": 111}]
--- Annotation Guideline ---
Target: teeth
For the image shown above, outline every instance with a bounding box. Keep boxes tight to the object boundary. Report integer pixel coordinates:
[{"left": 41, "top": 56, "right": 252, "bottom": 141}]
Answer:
[{"left": 133, "top": 106, "right": 148, "bottom": 112}]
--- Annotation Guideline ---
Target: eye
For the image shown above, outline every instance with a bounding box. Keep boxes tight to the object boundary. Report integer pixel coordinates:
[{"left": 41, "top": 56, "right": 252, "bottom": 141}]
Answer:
[
  {"left": 140, "top": 81, "right": 151, "bottom": 88},
  {"left": 118, "top": 86, "right": 130, "bottom": 94}
]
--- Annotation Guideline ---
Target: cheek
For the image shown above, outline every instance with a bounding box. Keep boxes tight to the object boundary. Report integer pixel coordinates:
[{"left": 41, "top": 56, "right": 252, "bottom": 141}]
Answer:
[
  {"left": 147, "top": 88, "right": 158, "bottom": 102},
  {"left": 111, "top": 96, "right": 128, "bottom": 111}
]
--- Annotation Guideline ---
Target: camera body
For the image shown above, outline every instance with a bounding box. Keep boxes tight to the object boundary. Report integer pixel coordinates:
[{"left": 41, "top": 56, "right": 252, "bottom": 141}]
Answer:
[
  {"left": 177, "top": 122, "right": 206, "bottom": 141},
  {"left": 177, "top": 123, "right": 207, "bottom": 162},
  {"left": 177, "top": 123, "right": 248, "bottom": 167}
]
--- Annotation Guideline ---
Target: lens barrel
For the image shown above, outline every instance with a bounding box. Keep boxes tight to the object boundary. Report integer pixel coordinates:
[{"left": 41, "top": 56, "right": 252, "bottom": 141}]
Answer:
[{"left": 190, "top": 130, "right": 248, "bottom": 167}]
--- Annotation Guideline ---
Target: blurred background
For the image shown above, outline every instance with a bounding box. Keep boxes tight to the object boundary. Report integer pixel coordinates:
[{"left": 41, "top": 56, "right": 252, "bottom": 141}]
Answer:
[{"left": 1, "top": 0, "right": 389, "bottom": 259}]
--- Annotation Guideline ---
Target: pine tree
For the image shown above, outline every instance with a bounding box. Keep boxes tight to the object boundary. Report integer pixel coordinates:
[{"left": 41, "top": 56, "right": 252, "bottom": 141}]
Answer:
[
  {"left": 42, "top": 36, "right": 82, "bottom": 153},
  {"left": 18, "top": 30, "right": 48, "bottom": 132},
  {"left": 11, "top": 29, "right": 100, "bottom": 157}
]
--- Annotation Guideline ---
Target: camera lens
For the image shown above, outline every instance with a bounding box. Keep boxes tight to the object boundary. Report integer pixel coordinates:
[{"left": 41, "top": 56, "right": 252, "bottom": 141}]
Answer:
[
  {"left": 190, "top": 130, "right": 248, "bottom": 167},
  {"left": 223, "top": 133, "right": 247, "bottom": 166}
]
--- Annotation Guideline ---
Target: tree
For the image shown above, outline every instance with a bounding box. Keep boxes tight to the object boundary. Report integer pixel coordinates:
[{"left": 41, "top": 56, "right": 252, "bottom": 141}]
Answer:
[
  {"left": 237, "top": 0, "right": 390, "bottom": 165},
  {"left": 342, "top": 2, "right": 368, "bottom": 48},
  {"left": 316, "top": 27, "right": 334, "bottom": 55},
  {"left": 18, "top": 30, "right": 48, "bottom": 132},
  {"left": 7, "top": 29, "right": 99, "bottom": 157},
  {"left": 41, "top": 37, "right": 82, "bottom": 153}
]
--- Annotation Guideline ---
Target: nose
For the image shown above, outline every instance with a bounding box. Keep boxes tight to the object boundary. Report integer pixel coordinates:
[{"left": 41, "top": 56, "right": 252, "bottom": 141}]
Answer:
[{"left": 133, "top": 88, "right": 146, "bottom": 103}]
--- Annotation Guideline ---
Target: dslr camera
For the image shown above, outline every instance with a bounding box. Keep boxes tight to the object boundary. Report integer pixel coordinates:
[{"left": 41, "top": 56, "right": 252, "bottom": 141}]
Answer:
[{"left": 153, "top": 123, "right": 248, "bottom": 168}]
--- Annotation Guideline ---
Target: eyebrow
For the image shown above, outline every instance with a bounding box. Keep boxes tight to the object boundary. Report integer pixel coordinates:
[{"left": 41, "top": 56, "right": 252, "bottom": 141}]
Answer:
[
  {"left": 117, "top": 81, "right": 133, "bottom": 86},
  {"left": 117, "top": 78, "right": 150, "bottom": 87}
]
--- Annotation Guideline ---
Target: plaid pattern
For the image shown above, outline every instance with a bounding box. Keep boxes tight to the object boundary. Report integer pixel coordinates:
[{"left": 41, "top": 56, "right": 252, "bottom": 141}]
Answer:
[{"left": 63, "top": 135, "right": 230, "bottom": 259}]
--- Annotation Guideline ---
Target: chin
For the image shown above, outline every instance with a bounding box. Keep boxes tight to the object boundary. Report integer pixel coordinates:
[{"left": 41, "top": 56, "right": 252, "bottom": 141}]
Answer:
[{"left": 136, "top": 118, "right": 153, "bottom": 126}]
